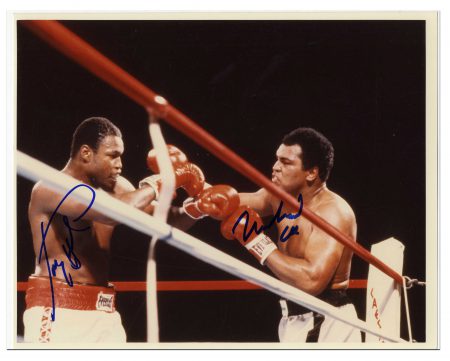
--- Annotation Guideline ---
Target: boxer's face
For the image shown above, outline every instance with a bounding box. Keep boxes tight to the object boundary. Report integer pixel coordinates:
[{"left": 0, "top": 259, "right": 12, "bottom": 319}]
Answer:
[
  {"left": 89, "top": 135, "right": 124, "bottom": 192},
  {"left": 272, "top": 144, "right": 308, "bottom": 195}
]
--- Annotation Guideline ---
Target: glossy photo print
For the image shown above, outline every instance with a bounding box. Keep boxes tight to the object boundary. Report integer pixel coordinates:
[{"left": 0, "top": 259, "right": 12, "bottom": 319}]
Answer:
[{"left": 14, "top": 13, "right": 437, "bottom": 349}]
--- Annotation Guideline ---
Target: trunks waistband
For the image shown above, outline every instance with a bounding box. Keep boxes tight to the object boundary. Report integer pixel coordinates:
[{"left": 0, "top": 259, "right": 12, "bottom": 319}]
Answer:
[
  {"left": 25, "top": 276, "right": 116, "bottom": 313},
  {"left": 281, "top": 289, "right": 352, "bottom": 316}
]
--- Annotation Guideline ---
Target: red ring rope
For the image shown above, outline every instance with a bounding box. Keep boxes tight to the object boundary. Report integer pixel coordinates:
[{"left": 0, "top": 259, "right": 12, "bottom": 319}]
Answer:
[
  {"left": 21, "top": 20, "right": 403, "bottom": 285},
  {"left": 17, "top": 279, "right": 367, "bottom": 292}
]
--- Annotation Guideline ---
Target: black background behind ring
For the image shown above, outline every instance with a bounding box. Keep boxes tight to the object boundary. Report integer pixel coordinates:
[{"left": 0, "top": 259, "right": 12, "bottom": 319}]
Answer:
[{"left": 16, "top": 20, "right": 426, "bottom": 342}]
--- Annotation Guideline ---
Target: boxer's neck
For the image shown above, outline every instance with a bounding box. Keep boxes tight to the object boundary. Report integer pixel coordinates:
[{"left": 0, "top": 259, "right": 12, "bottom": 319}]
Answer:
[
  {"left": 62, "top": 159, "right": 91, "bottom": 186},
  {"left": 299, "top": 182, "right": 326, "bottom": 205}
]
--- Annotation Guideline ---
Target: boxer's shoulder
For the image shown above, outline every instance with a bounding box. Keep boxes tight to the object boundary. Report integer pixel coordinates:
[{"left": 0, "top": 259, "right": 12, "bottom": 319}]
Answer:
[
  {"left": 312, "top": 189, "right": 356, "bottom": 227},
  {"left": 112, "top": 175, "right": 135, "bottom": 195}
]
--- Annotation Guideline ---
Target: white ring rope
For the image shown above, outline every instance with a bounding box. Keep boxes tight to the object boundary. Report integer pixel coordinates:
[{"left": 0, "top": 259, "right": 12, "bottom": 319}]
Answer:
[
  {"left": 402, "top": 277, "right": 414, "bottom": 342},
  {"left": 146, "top": 112, "right": 176, "bottom": 343},
  {"left": 17, "top": 150, "right": 406, "bottom": 343}
]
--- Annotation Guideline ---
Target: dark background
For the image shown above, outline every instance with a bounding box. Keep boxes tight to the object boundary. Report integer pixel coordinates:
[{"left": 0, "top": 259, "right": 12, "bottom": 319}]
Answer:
[{"left": 16, "top": 20, "right": 426, "bottom": 342}]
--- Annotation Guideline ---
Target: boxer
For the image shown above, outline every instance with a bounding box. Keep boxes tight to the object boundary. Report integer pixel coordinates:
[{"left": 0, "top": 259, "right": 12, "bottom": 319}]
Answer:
[
  {"left": 24, "top": 117, "right": 205, "bottom": 343},
  {"left": 183, "top": 127, "right": 361, "bottom": 343}
]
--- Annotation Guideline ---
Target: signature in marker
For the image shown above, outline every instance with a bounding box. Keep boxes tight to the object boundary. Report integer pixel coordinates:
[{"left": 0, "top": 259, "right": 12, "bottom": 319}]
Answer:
[
  {"left": 38, "top": 184, "right": 95, "bottom": 321},
  {"left": 232, "top": 194, "right": 303, "bottom": 243}
]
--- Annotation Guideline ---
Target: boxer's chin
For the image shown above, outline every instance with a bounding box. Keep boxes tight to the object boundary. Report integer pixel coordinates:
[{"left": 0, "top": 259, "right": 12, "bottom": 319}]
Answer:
[{"left": 101, "top": 177, "right": 116, "bottom": 193}]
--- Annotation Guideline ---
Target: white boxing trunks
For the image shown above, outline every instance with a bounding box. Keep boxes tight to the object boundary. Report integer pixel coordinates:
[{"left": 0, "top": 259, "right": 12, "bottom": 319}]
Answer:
[
  {"left": 23, "top": 276, "right": 126, "bottom": 343},
  {"left": 278, "top": 289, "right": 362, "bottom": 343}
]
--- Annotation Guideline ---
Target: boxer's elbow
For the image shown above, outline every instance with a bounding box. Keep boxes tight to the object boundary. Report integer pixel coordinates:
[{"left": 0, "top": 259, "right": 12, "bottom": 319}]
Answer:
[
  {"left": 294, "top": 267, "right": 328, "bottom": 296},
  {"left": 301, "top": 281, "right": 327, "bottom": 296}
]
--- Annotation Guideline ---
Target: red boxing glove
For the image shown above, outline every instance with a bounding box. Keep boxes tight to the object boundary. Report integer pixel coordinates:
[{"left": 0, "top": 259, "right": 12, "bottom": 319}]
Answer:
[
  {"left": 174, "top": 162, "right": 205, "bottom": 197},
  {"left": 221, "top": 206, "right": 277, "bottom": 265},
  {"left": 183, "top": 184, "right": 240, "bottom": 220},
  {"left": 145, "top": 145, "right": 204, "bottom": 198},
  {"left": 147, "top": 144, "right": 188, "bottom": 174}
]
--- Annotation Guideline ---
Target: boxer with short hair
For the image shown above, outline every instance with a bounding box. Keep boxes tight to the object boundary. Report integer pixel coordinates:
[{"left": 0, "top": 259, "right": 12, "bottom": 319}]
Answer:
[
  {"left": 24, "top": 117, "right": 204, "bottom": 343},
  {"left": 184, "top": 127, "right": 361, "bottom": 343}
]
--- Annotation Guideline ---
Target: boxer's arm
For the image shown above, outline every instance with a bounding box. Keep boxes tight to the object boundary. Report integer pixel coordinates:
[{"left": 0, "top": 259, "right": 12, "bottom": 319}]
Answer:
[
  {"left": 30, "top": 181, "right": 117, "bottom": 224},
  {"left": 31, "top": 176, "right": 157, "bottom": 225},
  {"left": 113, "top": 176, "right": 157, "bottom": 210},
  {"left": 239, "top": 188, "right": 273, "bottom": 217},
  {"left": 115, "top": 177, "right": 192, "bottom": 229},
  {"left": 118, "top": 176, "right": 199, "bottom": 230},
  {"left": 137, "top": 199, "right": 198, "bottom": 231},
  {"left": 168, "top": 206, "right": 198, "bottom": 231},
  {"left": 265, "top": 204, "right": 352, "bottom": 296}
]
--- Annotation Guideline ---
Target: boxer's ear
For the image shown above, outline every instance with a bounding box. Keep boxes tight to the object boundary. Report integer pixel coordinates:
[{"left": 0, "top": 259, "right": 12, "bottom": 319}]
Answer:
[
  {"left": 305, "top": 166, "right": 319, "bottom": 182},
  {"left": 80, "top": 144, "right": 93, "bottom": 163}
]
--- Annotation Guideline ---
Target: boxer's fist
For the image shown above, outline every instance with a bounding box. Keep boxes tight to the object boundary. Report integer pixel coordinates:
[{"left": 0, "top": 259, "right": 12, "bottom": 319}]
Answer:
[
  {"left": 221, "top": 206, "right": 263, "bottom": 242},
  {"left": 221, "top": 206, "right": 277, "bottom": 265},
  {"left": 174, "top": 162, "right": 205, "bottom": 197},
  {"left": 147, "top": 144, "right": 188, "bottom": 174},
  {"left": 146, "top": 145, "right": 205, "bottom": 198},
  {"left": 183, "top": 184, "right": 240, "bottom": 220}
]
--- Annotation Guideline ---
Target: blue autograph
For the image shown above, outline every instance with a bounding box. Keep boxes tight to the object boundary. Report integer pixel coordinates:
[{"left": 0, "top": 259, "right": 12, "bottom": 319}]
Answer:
[
  {"left": 38, "top": 184, "right": 96, "bottom": 321},
  {"left": 233, "top": 194, "right": 303, "bottom": 242}
]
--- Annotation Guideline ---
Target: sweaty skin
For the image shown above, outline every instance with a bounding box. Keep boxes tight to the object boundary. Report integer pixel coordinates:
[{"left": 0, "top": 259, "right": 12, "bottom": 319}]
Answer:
[
  {"left": 239, "top": 143, "right": 357, "bottom": 296},
  {"left": 28, "top": 135, "right": 156, "bottom": 286}
]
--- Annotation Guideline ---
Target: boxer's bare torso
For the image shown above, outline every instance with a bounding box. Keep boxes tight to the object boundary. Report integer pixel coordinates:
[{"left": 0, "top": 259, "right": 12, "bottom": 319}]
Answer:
[
  {"left": 240, "top": 186, "right": 356, "bottom": 295},
  {"left": 268, "top": 187, "right": 356, "bottom": 291},
  {"left": 239, "top": 141, "right": 357, "bottom": 296},
  {"left": 28, "top": 174, "right": 133, "bottom": 286}
]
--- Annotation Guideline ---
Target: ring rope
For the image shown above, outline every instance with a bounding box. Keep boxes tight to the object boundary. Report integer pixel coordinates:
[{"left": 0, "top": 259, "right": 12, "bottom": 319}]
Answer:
[
  {"left": 17, "top": 151, "right": 405, "bottom": 342},
  {"left": 404, "top": 276, "right": 426, "bottom": 289},
  {"left": 146, "top": 116, "right": 177, "bottom": 342},
  {"left": 402, "top": 277, "right": 414, "bottom": 342},
  {"left": 22, "top": 20, "right": 404, "bottom": 285},
  {"left": 17, "top": 279, "right": 368, "bottom": 292}
]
